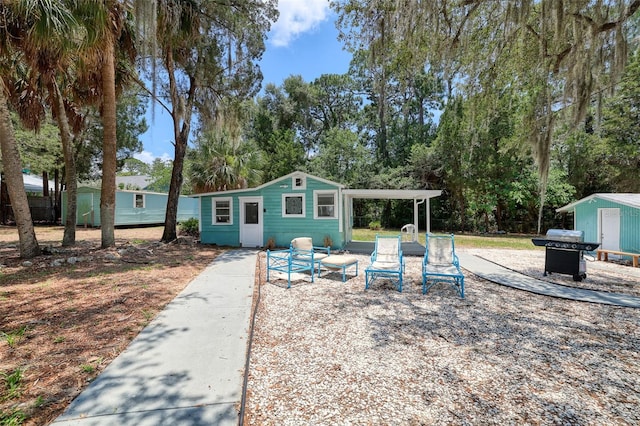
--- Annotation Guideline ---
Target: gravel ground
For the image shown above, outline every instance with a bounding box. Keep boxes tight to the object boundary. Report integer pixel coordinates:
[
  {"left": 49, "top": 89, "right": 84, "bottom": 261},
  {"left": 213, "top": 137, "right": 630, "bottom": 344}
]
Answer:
[{"left": 244, "top": 249, "right": 640, "bottom": 425}]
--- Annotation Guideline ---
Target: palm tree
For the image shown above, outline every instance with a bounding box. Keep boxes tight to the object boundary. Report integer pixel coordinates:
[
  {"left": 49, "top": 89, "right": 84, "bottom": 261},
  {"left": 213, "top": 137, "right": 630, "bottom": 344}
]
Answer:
[
  {"left": 14, "top": 1, "right": 83, "bottom": 246},
  {"left": 189, "top": 126, "right": 262, "bottom": 193},
  {"left": 0, "top": 89, "right": 40, "bottom": 258},
  {"left": 0, "top": 1, "right": 75, "bottom": 258},
  {"left": 74, "top": 0, "right": 136, "bottom": 248}
]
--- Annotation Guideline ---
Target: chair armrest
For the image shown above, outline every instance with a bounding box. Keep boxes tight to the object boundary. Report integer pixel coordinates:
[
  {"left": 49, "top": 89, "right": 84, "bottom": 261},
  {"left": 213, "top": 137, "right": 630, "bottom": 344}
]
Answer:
[{"left": 312, "top": 246, "right": 331, "bottom": 255}]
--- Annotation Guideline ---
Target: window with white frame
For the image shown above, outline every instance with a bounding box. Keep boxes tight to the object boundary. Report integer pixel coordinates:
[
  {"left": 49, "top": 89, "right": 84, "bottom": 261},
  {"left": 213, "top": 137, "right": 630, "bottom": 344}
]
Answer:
[
  {"left": 293, "top": 175, "right": 306, "bottom": 189},
  {"left": 213, "top": 198, "right": 232, "bottom": 224},
  {"left": 282, "top": 193, "right": 305, "bottom": 217},
  {"left": 314, "top": 191, "right": 337, "bottom": 219},
  {"left": 134, "top": 193, "right": 145, "bottom": 208}
]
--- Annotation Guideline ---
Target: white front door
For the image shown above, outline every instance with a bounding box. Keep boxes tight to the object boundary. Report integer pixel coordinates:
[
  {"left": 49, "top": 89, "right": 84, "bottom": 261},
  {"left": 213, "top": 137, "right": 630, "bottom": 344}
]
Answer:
[
  {"left": 599, "top": 208, "right": 621, "bottom": 251},
  {"left": 239, "top": 197, "right": 263, "bottom": 248}
]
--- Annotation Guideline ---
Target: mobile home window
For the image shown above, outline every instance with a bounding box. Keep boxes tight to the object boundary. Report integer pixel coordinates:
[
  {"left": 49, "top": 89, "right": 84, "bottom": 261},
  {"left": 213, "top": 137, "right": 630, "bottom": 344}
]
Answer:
[
  {"left": 314, "top": 191, "right": 337, "bottom": 219},
  {"left": 213, "top": 198, "right": 232, "bottom": 224},
  {"left": 134, "top": 193, "right": 145, "bottom": 208},
  {"left": 282, "top": 194, "right": 305, "bottom": 217}
]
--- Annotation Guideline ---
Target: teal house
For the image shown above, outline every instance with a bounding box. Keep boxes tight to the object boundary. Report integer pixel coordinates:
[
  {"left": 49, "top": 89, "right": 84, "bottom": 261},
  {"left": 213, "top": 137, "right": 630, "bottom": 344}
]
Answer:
[
  {"left": 193, "top": 171, "right": 442, "bottom": 250},
  {"left": 194, "top": 172, "right": 345, "bottom": 249},
  {"left": 557, "top": 193, "right": 640, "bottom": 254},
  {"left": 62, "top": 186, "right": 199, "bottom": 227}
]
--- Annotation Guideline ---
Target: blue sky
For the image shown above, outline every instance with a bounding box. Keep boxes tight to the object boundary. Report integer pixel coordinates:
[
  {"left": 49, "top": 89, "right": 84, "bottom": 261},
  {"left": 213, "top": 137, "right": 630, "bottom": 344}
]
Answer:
[{"left": 136, "top": 0, "right": 352, "bottom": 164}]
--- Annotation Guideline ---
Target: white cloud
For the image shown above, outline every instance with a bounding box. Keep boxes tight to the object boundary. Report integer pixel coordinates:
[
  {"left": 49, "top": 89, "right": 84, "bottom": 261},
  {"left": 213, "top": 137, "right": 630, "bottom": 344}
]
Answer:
[
  {"left": 270, "top": 0, "right": 330, "bottom": 47},
  {"left": 134, "top": 151, "right": 172, "bottom": 165}
]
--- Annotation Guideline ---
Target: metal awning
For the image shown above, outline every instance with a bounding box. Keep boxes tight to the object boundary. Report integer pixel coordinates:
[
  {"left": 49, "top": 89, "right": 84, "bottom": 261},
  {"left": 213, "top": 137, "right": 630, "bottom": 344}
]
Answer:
[
  {"left": 341, "top": 189, "right": 442, "bottom": 244},
  {"left": 342, "top": 189, "right": 441, "bottom": 200}
]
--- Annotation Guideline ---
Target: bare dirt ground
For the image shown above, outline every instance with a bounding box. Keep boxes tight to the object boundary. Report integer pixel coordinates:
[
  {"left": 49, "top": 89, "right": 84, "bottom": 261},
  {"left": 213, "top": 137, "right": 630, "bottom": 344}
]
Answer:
[{"left": 0, "top": 226, "right": 221, "bottom": 425}]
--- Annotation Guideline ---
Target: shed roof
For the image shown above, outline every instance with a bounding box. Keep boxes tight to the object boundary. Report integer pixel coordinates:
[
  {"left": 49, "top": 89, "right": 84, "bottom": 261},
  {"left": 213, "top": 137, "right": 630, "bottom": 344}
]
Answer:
[{"left": 557, "top": 193, "right": 640, "bottom": 212}]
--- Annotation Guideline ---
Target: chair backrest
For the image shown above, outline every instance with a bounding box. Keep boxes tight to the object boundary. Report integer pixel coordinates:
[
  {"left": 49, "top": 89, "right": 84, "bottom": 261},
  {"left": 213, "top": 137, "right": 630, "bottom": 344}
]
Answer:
[
  {"left": 401, "top": 224, "right": 417, "bottom": 242},
  {"left": 375, "top": 235, "right": 401, "bottom": 262},
  {"left": 291, "top": 237, "right": 313, "bottom": 251},
  {"left": 426, "top": 234, "right": 454, "bottom": 266}
]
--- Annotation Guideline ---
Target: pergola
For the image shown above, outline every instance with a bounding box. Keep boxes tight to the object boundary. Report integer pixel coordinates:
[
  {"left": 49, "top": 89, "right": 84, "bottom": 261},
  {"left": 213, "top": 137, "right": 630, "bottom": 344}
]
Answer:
[{"left": 341, "top": 189, "right": 442, "bottom": 243}]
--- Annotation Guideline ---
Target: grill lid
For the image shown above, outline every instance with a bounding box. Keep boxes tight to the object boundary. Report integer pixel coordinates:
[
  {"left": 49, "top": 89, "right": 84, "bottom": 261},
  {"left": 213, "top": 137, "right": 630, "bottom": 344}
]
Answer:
[{"left": 545, "top": 229, "right": 584, "bottom": 243}]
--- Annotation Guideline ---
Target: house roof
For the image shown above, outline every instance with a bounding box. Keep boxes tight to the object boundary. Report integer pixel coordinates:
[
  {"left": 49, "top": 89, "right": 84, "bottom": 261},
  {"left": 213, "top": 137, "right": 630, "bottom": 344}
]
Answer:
[
  {"left": 6, "top": 174, "right": 55, "bottom": 193},
  {"left": 116, "top": 175, "right": 153, "bottom": 190},
  {"left": 190, "top": 171, "right": 344, "bottom": 197},
  {"left": 557, "top": 193, "right": 640, "bottom": 212}
]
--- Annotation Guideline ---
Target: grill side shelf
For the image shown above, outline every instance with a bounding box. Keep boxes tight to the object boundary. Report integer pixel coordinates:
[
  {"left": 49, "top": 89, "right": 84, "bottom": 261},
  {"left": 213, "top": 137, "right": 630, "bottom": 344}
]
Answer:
[{"left": 531, "top": 238, "right": 600, "bottom": 251}]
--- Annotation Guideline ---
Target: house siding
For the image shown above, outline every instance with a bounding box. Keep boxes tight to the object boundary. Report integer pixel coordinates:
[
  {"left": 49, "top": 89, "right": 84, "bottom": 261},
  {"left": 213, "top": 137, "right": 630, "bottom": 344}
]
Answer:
[
  {"left": 573, "top": 198, "right": 640, "bottom": 254},
  {"left": 198, "top": 174, "right": 344, "bottom": 249},
  {"left": 62, "top": 188, "right": 199, "bottom": 227}
]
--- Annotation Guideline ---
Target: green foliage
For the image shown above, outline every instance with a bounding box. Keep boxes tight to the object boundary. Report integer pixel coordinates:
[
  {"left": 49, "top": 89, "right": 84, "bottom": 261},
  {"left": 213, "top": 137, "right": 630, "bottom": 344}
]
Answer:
[
  {"left": 11, "top": 114, "right": 61, "bottom": 176},
  {"left": 306, "top": 128, "right": 373, "bottom": 187},
  {"left": 1, "top": 327, "right": 27, "bottom": 348},
  {"left": 80, "top": 364, "right": 95, "bottom": 374},
  {"left": 368, "top": 221, "right": 382, "bottom": 230},
  {"left": 188, "top": 122, "right": 262, "bottom": 193},
  {"left": 76, "top": 89, "right": 149, "bottom": 180},
  {"left": 599, "top": 47, "right": 640, "bottom": 192},
  {"left": 144, "top": 158, "right": 173, "bottom": 193},
  {"left": 178, "top": 218, "right": 199, "bottom": 237},
  {"left": 1, "top": 368, "right": 24, "bottom": 401},
  {"left": 0, "top": 407, "right": 26, "bottom": 426},
  {"left": 121, "top": 158, "right": 151, "bottom": 176}
]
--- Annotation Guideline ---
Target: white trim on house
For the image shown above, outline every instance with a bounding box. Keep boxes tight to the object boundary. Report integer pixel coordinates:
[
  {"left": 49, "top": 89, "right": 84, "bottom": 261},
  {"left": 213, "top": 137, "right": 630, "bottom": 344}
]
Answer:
[
  {"left": 133, "top": 193, "right": 145, "bottom": 209},
  {"left": 239, "top": 196, "right": 263, "bottom": 247},
  {"left": 313, "top": 190, "right": 338, "bottom": 219},
  {"left": 282, "top": 193, "right": 306, "bottom": 217},
  {"left": 212, "top": 197, "right": 233, "bottom": 225},
  {"left": 557, "top": 193, "right": 640, "bottom": 212}
]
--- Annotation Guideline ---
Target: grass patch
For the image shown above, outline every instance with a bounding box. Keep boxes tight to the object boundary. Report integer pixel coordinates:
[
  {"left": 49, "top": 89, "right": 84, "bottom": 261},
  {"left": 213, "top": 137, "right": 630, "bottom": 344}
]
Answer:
[
  {"left": 1, "top": 368, "right": 24, "bottom": 401},
  {"left": 0, "top": 407, "right": 26, "bottom": 426},
  {"left": 351, "top": 228, "right": 540, "bottom": 250},
  {"left": 80, "top": 364, "right": 95, "bottom": 374},
  {"left": 1, "top": 327, "right": 28, "bottom": 348}
]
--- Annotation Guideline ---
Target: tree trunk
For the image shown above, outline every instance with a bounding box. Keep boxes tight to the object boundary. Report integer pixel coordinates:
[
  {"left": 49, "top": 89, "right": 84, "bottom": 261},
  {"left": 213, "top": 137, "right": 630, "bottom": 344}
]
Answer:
[
  {"left": 100, "top": 38, "right": 117, "bottom": 248},
  {"left": 0, "top": 88, "right": 41, "bottom": 258},
  {"left": 161, "top": 48, "right": 194, "bottom": 243},
  {"left": 161, "top": 131, "right": 186, "bottom": 242},
  {"left": 51, "top": 81, "right": 77, "bottom": 246}
]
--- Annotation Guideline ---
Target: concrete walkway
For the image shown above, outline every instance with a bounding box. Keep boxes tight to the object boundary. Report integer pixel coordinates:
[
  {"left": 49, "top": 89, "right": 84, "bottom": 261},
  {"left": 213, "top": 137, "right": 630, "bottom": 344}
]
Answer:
[
  {"left": 458, "top": 252, "right": 640, "bottom": 308},
  {"left": 52, "top": 249, "right": 257, "bottom": 426}
]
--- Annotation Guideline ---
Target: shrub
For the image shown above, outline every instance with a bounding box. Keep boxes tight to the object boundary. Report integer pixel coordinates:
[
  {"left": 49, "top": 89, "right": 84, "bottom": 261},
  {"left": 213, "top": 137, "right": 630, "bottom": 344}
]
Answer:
[
  {"left": 368, "top": 221, "right": 382, "bottom": 231},
  {"left": 178, "top": 218, "right": 199, "bottom": 237},
  {"left": 264, "top": 237, "right": 276, "bottom": 250}
]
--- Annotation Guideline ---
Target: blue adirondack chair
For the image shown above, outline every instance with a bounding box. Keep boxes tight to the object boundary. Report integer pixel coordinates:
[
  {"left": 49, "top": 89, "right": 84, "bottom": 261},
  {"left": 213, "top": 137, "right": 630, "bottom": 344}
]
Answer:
[
  {"left": 365, "top": 235, "right": 404, "bottom": 292},
  {"left": 422, "top": 233, "right": 464, "bottom": 298}
]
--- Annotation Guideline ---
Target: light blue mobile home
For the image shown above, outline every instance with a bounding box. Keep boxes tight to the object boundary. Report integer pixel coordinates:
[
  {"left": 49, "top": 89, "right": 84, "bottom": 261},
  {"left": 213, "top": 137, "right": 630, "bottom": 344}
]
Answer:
[
  {"left": 557, "top": 193, "right": 640, "bottom": 254},
  {"left": 194, "top": 172, "right": 345, "bottom": 249},
  {"left": 62, "top": 186, "right": 199, "bottom": 227}
]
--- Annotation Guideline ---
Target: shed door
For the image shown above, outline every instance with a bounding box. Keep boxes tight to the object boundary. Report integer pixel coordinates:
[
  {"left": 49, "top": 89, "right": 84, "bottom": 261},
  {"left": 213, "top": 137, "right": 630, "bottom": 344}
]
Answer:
[
  {"left": 239, "top": 197, "right": 263, "bottom": 248},
  {"left": 76, "top": 193, "right": 94, "bottom": 226},
  {"left": 599, "top": 208, "right": 620, "bottom": 252}
]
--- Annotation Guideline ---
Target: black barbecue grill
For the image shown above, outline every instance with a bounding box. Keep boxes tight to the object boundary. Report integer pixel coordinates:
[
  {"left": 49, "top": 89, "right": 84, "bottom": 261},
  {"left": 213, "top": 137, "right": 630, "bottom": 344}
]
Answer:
[{"left": 532, "top": 229, "right": 600, "bottom": 282}]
